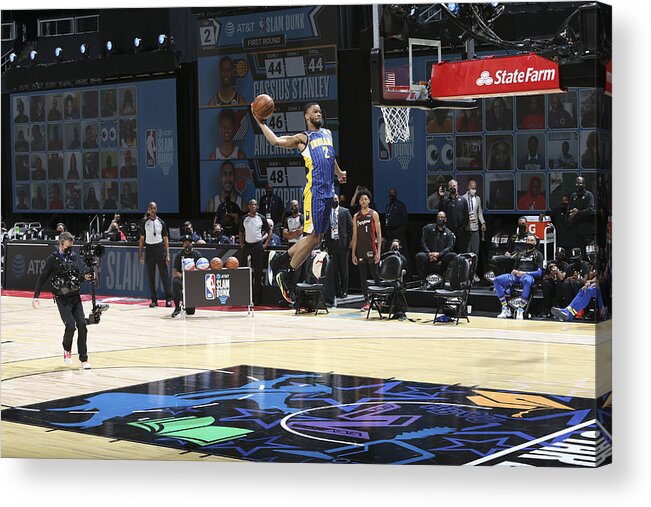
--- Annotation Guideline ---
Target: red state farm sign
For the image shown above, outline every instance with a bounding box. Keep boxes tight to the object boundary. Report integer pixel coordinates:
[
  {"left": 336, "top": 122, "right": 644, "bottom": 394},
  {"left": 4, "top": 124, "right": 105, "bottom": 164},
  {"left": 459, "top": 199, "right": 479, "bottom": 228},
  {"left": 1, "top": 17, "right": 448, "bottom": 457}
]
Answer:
[{"left": 430, "top": 53, "right": 563, "bottom": 99}]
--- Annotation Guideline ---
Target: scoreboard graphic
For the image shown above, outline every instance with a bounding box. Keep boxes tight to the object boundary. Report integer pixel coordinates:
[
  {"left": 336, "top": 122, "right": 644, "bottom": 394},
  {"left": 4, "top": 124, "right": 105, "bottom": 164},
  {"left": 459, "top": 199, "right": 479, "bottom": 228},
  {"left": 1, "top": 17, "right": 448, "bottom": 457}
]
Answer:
[{"left": 197, "top": 7, "right": 338, "bottom": 214}]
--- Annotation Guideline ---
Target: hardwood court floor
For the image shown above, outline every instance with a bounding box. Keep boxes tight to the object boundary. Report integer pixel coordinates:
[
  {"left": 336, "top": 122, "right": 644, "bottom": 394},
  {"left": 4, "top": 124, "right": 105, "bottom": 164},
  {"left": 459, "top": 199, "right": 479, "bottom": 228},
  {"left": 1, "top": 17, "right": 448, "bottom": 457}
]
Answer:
[{"left": 1, "top": 294, "right": 611, "bottom": 461}]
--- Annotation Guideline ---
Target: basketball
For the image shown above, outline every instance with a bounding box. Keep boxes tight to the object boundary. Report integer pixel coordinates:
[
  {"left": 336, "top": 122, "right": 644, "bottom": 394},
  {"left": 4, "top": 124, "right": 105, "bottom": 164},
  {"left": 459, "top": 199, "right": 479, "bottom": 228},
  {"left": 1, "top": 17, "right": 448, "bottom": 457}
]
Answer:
[
  {"left": 225, "top": 256, "right": 240, "bottom": 269},
  {"left": 182, "top": 258, "right": 195, "bottom": 271},
  {"left": 251, "top": 94, "right": 275, "bottom": 120},
  {"left": 210, "top": 257, "right": 223, "bottom": 270},
  {"left": 195, "top": 257, "right": 210, "bottom": 270}
]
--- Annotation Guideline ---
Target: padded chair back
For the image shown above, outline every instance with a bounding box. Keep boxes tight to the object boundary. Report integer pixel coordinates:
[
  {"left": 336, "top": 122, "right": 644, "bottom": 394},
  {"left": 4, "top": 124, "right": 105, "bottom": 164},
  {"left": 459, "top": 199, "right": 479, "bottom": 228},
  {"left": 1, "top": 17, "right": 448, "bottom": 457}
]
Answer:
[
  {"left": 304, "top": 251, "right": 329, "bottom": 284},
  {"left": 378, "top": 253, "right": 403, "bottom": 282},
  {"left": 444, "top": 255, "right": 472, "bottom": 290}
]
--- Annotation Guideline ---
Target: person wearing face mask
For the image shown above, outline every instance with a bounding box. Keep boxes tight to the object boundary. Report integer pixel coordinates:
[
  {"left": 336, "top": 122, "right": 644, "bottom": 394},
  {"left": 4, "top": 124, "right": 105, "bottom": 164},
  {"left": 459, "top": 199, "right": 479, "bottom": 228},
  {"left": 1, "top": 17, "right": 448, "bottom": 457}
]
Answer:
[
  {"left": 415, "top": 211, "right": 457, "bottom": 286},
  {"left": 540, "top": 194, "right": 573, "bottom": 250},
  {"left": 138, "top": 201, "right": 172, "bottom": 308},
  {"left": 568, "top": 176, "right": 595, "bottom": 251},
  {"left": 438, "top": 179, "right": 468, "bottom": 252},
  {"left": 211, "top": 223, "right": 232, "bottom": 244},
  {"left": 214, "top": 189, "right": 242, "bottom": 238},
  {"left": 32, "top": 232, "right": 94, "bottom": 369},
  {"left": 462, "top": 179, "right": 486, "bottom": 281},
  {"left": 487, "top": 216, "right": 530, "bottom": 278},
  {"left": 493, "top": 232, "right": 543, "bottom": 319},
  {"left": 324, "top": 194, "right": 353, "bottom": 305},
  {"left": 259, "top": 183, "right": 286, "bottom": 235},
  {"left": 383, "top": 188, "right": 408, "bottom": 252},
  {"left": 170, "top": 235, "right": 202, "bottom": 318}
]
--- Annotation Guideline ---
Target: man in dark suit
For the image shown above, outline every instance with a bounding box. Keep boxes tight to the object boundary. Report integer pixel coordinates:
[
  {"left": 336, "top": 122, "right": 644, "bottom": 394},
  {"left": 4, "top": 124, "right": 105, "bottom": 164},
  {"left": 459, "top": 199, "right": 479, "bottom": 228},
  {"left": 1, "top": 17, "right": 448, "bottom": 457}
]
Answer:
[{"left": 324, "top": 194, "right": 353, "bottom": 305}]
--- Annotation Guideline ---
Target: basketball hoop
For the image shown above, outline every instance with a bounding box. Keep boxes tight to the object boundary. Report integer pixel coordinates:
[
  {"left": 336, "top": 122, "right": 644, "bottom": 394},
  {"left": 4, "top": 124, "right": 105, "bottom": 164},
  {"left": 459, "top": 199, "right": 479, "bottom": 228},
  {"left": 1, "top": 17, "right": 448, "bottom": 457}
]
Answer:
[{"left": 379, "top": 106, "right": 411, "bottom": 143}]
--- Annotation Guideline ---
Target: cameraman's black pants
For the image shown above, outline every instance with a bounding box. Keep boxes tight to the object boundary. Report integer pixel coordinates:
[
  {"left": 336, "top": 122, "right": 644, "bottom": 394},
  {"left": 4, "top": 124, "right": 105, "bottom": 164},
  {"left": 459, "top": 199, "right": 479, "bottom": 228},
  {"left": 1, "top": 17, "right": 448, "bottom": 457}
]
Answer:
[
  {"left": 56, "top": 294, "right": 88, "bottom": 362},
  {"left": 172, "top": 277, "right": 195, "bottom": 314},
  {"left": 242, "top": 241, "right": 264, "bottom": 304},
  {"left": 145, "top": 243, "right": 171, "bottom": 303}
]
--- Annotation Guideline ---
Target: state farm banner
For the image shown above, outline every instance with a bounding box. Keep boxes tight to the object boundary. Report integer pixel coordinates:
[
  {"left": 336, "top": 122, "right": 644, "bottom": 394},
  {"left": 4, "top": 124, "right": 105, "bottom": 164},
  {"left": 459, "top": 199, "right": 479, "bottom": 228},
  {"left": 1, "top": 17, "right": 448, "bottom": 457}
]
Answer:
[
  {"left": 430, "top": 53, "right": 563, "bottom": 99},
  {"left": 605, "top": 59, "right": 612, "bottom": 96}
]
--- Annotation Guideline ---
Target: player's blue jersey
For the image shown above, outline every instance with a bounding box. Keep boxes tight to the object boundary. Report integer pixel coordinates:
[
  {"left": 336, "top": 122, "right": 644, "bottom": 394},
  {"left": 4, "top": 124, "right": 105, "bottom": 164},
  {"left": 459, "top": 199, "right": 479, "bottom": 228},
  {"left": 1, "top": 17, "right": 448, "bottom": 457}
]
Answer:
[{"left": 300, "top": 128, "right": 335, "bottom": 199}]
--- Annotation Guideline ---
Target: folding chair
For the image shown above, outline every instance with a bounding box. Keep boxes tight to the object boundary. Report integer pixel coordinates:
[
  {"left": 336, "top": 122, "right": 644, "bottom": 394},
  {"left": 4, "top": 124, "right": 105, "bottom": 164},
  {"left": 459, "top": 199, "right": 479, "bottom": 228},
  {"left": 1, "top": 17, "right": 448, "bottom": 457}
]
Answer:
[
  {"left": 366, "top": 253, "right": 407, "bottom": 320},
  {"left": 432, "top": 253, "right": 477, "bottom": 325},
  {"left": 294, "top": 251, "right": 329, "bottom": 315}
]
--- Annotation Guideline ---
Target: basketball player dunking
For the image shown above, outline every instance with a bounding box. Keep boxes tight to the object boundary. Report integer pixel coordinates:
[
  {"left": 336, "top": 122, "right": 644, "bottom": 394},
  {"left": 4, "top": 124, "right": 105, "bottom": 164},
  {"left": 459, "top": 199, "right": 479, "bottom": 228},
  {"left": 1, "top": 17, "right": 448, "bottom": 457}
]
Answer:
[{"left": 253, "top": 102, "right": 347, "bottom": 303}]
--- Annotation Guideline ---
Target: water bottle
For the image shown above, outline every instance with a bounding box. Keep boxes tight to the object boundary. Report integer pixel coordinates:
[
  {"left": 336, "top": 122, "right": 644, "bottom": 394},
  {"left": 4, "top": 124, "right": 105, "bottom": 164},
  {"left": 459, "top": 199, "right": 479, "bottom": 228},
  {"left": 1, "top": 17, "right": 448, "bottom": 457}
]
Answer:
[{"left": 14, "top": 224, "right": 19, "bottom": 238}]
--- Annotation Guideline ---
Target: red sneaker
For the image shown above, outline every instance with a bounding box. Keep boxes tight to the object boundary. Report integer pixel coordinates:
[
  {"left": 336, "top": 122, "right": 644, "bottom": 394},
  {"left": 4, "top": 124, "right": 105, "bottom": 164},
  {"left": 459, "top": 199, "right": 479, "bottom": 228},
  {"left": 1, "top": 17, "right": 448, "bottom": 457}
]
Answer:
[{"left": 575, "top": 309, "right": 585, "bottom": 319}]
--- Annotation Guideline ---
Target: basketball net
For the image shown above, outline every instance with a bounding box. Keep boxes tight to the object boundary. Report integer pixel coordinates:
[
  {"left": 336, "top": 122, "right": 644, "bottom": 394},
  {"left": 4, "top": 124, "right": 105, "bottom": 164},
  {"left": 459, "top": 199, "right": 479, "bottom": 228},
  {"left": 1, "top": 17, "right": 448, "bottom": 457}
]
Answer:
[{"left": 380, "top": 106, "right": 411, "bottom": 143}]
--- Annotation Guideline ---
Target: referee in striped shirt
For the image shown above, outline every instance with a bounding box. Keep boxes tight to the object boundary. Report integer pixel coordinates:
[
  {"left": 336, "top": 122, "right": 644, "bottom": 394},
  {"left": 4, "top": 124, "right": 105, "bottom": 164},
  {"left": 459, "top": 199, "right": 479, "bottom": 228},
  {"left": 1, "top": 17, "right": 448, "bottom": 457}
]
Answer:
[
  {"left": 239, "top": 199, "right": 270, "bottom": 304},
  {"left": 138, "top": 201, "right": 172, "bottom": 307}
]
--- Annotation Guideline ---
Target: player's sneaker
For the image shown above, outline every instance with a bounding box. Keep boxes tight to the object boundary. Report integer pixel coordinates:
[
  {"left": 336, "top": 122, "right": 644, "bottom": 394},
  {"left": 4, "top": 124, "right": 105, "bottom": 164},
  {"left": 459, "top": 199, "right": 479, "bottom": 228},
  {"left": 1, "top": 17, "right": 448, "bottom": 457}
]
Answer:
[
  {"left": 171, "top": 306, "right": 182, "bottom": 318},
  {"left": 276, "top": 270, "right": 295, "bottom": 304},
  {"left": 497, "top": 306, "right": 512, "bottom": 319},
  {"left": 63, "top": 350, "right": 72, "bottom": 365},
  {"left": 551, "top": 307, "right": 572, "bottom": 322},
  {"left": 81, "top": 361, "right": 92, "bottom": 370},
  {"left": 515, "top": 308, "right": 524, "bottom": 320},
  {"left": 361, "top": 302, "right": 371, "bottom": 312}
]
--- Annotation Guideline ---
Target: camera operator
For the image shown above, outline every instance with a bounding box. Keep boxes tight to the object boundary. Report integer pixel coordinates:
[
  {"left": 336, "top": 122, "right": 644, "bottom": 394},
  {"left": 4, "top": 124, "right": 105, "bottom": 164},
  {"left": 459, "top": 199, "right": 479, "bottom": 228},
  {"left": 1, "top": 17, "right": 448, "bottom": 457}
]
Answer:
[
  {"left": 170, "top": 235, "right": 202, "bottom": 318},
  {"left": 32, "top": 232, "right": 93, "bottom": 369}
]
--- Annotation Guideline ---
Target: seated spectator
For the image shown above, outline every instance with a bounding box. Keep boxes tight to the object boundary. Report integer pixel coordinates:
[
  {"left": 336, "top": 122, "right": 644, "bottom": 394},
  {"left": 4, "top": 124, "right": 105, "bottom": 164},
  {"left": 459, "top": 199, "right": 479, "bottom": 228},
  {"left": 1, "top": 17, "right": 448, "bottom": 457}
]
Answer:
[
  {"left": 487, "top": 216, "right": 529, "bottom": 277},
  {"left": 264, "top": 219, "right": 282, "bottom": 247},
  {"left": 211, "top": 223, "right": 232, "bottom": 244},
  {"left": 170, "top": 235, "right": 202, "bottom": 318},
  {"left": 384, "top": 238, "right": 409, "bottom": 274},
  {"left": 493, "top": 233, "right": 543, "bottom": 319},
  {"left": 105, "top": 220, "right": 127, "bottom": 241},
  {"left": 539, "top": 253, "right": 570, "bottom": 318},
  {"left": 552, "top": 265, "right": 605, "bottom": 321},
  {"left": 561, "top": 247, "right": 591, "bottom": 307},
  {"left": 415, "top": 211, "right": 457, "bottom": 286},
  {"left": 182, "top": 220, "right": 205, "bottom": 244}
]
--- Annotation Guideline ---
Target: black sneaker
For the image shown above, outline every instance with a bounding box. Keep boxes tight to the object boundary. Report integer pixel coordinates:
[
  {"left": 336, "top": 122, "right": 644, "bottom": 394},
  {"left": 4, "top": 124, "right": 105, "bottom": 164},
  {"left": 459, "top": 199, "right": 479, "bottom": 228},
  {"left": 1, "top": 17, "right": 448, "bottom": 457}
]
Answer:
[
  {"left": 149, "top": 301, "right": 158, "bottom": 308},
  {"left": 276, "top": 270, "right": 295, "bottom": 304},
  {"left": 171, "top": 307, "right": 182, "bottom": 318},
  {"left": 165, "top": 299, "right": 172, "bottom": 308}
]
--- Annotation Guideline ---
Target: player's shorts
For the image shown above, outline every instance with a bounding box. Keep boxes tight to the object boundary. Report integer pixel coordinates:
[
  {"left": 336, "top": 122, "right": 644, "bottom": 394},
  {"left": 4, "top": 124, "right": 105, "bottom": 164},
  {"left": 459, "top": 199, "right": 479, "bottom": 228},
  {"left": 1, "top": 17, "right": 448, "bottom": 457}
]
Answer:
[{"left": 303, "top": 192, "right": 332, "bottom": 236}]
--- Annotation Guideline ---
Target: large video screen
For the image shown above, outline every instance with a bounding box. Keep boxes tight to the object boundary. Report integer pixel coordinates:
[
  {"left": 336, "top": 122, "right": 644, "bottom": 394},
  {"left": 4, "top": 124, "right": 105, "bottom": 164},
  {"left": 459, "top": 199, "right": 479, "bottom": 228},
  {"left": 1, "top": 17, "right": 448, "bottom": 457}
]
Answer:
[
  {"left": 373, "top": 55, "right": 612, "bottom": 215},
  {"left": 11, "top": 78, "right": 179, "bottom": 213},
  {"left": 196, "top": 6, "right": 338, "bottom": 215}
]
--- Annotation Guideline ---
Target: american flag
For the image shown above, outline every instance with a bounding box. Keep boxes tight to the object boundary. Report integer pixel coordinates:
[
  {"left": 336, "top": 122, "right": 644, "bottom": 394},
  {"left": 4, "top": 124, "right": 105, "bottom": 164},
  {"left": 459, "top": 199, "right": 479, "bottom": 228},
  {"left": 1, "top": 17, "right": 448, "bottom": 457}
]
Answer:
[{"left": 385, "top": 72, "right": 396, "bottom": 87}]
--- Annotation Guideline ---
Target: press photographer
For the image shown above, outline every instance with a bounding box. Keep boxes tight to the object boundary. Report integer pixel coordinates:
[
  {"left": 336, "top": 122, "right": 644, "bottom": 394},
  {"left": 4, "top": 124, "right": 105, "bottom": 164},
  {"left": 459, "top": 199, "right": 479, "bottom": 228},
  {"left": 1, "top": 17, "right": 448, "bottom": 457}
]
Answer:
[{"left": 31, "top": 232, "right": 107, "bottom": 369}]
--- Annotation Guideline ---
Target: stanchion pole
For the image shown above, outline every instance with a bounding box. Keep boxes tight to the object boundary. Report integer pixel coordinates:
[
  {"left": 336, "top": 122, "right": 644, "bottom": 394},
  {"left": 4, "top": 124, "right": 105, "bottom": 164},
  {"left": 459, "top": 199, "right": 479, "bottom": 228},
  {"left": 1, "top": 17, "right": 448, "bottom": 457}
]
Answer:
[
  {"left": 181, "top": 268, "right": 186, "bottom": 319},
  {"left": 247, "top": 254, "right": 254, "bottom": 317}
]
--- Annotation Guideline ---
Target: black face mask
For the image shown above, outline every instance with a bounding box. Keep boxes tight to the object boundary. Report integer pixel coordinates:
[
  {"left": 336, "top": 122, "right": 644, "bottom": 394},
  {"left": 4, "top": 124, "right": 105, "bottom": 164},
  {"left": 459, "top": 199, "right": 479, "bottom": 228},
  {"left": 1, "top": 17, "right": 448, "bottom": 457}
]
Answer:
[
  {"left": 576, "top": 184, "right": 585, "bottom": 193},
  {"left": 437, "top": 218, "right": 446, "bottom": 226},
  {"left": 266, "top": 190, "right": 273, "bottom": 196},
  {"left": 527, "top": 242, "right": 536, "bottom": 251},
  {"left": 291, "top": 207, "right": 299, "bottom": 213},
  {"left": 562, "top": 202, "right": 569, "bottom": 209},
  {"left": 63, "top": 246, "right": 73, "bottom": 255},
  {"left": 184, "top": 244, "right": 193, "bottom": 253},
  {"left": 518, "top": 224, "right": 527, "bottom": 233},
  {"left": 389, "top": 194, "right": 396, "bottom": 202},
  {"left": 332, "top": 200, "right": 339, "bottom": 208},
  {"left": 449, "top": 187, "right": 456, "bottom": 195}
]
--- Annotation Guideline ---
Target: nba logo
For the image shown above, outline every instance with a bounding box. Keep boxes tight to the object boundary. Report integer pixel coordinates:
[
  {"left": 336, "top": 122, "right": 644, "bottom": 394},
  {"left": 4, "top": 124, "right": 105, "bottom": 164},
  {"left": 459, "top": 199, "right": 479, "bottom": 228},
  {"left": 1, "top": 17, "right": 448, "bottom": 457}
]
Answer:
[
  {"left": 205, "top": 273, "right": 216, "bottom": 300},
  {"left": 146, "top": 129, "right": 157, "bottom": 168}
]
